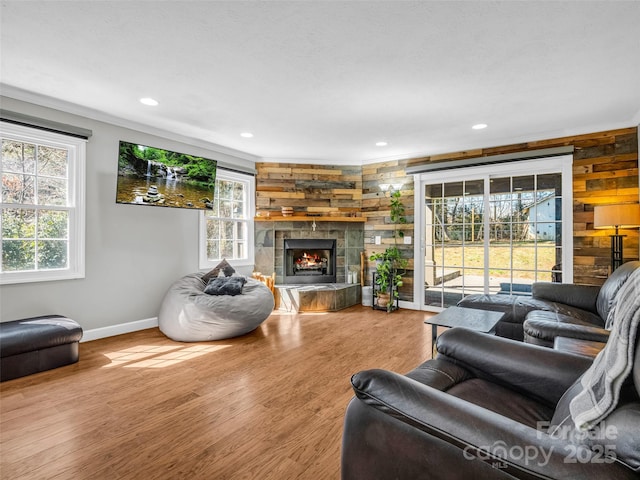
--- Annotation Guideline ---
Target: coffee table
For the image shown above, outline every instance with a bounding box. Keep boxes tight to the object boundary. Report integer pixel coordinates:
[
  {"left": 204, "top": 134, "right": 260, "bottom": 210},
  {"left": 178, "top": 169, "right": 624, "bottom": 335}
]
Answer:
[{"left": 424, "top": 306, "right": 505, "bottom": 355}]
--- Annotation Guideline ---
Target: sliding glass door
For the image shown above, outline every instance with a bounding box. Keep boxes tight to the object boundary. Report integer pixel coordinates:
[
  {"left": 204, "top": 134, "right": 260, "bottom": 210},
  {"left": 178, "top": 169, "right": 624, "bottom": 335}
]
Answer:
[
  {"left": 424, "top": 179, "right": 486, "bottom": 307},
  {"left": 418, "top": 157, "right": 572, "bottom": 310}
]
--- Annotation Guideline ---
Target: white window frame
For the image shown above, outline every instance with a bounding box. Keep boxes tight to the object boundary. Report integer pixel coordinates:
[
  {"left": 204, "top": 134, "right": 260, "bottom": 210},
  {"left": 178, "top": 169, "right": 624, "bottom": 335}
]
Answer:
[
  {"left": 0, "top": 122, "right": 86, "bottom": 285},
  {"left": 413, "top": 156, "right": 573, "bottom": 311},
  {"left": 198, "top": 169, "right": 255, "bottom": 270}
]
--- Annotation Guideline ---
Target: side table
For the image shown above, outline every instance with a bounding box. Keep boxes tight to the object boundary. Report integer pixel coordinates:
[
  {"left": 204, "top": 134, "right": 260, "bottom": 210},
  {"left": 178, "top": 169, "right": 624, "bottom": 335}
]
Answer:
[{"left": 424, "top": 306, "right": 505, "bottom": 356}]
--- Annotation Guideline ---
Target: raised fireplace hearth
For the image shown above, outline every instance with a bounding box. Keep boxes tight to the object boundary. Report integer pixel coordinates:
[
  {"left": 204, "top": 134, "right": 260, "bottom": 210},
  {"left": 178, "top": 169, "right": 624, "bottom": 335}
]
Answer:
[
  {"left": 275, "top": 283, "right": 361, "bottom": 313},
  {"left": 283, "top": 238, "right": 336, "bottom": 284}
]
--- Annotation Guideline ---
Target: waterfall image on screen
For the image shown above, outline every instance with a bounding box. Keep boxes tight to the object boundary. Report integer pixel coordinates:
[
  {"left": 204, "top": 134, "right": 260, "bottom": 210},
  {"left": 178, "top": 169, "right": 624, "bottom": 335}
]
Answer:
[{"left": 116, "top": 141, "right": 217, "bottom": 210}]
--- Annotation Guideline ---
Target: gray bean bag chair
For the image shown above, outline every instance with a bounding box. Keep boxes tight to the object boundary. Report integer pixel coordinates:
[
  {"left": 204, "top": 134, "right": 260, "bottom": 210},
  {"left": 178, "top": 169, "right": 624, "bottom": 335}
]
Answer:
[{"left": 159, "top": 273, "right": 274, "bottom": 342}]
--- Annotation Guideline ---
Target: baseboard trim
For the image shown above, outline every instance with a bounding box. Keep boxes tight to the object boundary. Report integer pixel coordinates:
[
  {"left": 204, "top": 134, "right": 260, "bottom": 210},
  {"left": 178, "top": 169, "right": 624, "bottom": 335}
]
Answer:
[
  {"left": 81, "top": 317, "right": 158, "bottom": 342},
  {"left": 398, "top": 300, "right": 419, "bottom": 311}
]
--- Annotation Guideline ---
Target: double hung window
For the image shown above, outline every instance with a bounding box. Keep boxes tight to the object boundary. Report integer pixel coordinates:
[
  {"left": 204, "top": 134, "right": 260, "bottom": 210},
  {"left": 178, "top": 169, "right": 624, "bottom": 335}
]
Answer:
[
  {"left": 1, "top": 123, "right": 86, "bottom": 284},
  {"left": 199, "top": 169, "right": 254, "bottom": 269}
]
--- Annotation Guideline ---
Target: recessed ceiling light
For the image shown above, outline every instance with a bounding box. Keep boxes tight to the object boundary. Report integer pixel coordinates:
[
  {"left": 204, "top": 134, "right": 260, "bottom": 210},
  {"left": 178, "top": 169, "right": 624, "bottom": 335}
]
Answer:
[
  {"left": 375, "top": 141, "right": 388, "bottom": 147},
  {"left": 472, "top": 123, "right": 488, "bottom": 130},
  {"left": 240, "top": 132, "right": 254, "bottom": 138},
  {"left": 139, "top": 97, "right": 158, "bottom": 106}
]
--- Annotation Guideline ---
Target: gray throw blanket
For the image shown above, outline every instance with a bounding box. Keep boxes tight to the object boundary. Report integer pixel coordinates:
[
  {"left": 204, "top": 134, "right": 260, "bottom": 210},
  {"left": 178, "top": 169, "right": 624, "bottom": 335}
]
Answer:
[{"left": 569, "top": 268, "right": 640, "bottom": 430}]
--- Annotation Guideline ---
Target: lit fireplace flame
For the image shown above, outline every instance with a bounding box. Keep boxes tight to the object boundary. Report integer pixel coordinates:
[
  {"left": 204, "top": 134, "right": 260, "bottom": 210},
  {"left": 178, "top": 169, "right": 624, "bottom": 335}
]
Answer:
[{"left": 296, "top": 252, "right": 322, "bottom": 267}]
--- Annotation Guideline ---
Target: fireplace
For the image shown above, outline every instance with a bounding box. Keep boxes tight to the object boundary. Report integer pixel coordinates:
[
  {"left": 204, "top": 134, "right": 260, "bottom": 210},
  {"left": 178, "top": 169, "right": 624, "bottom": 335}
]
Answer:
[{"left": 283, "top": 238, "right": 337, "bottom": 284}]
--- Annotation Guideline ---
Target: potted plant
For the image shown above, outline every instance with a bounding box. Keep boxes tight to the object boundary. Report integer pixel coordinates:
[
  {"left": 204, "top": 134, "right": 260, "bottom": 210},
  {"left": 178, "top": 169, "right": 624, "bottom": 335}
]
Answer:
[
  {"left": 370, "top": 247, "right": 406, "bottom": 310},
  {"left": 370, "top": 189, "right": 408, "bottom": 312}
]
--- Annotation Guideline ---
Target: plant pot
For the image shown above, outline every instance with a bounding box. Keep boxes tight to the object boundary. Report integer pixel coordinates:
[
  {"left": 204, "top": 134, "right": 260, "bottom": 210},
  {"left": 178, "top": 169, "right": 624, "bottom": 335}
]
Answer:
[{"left": 377, "top": 292, "right": 390, "bottom": 308}]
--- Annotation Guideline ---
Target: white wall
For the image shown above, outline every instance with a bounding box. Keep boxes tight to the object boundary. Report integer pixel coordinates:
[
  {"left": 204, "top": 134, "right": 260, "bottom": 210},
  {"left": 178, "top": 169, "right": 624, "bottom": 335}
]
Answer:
[{"left": 0, "top": 97, "right": 255, "bottom": 334}]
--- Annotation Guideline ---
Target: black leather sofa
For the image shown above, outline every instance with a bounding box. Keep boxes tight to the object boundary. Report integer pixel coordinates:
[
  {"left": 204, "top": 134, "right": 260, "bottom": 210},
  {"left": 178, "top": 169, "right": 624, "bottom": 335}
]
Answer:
[
  {"left": 457, "top": 260, "right": 640, "bottom": 346},
  {"left": 341, "top": 327, "right": 640, "bottom": 479}
]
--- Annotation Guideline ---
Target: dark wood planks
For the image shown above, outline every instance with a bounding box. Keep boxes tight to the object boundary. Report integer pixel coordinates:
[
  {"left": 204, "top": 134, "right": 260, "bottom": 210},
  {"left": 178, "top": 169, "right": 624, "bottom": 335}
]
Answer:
[
  {"left": 255, "top": 163, "right": 363, "bottom": 217},
  {"left": 402, "top": 127, "right": 639, "bottom": 285},
  {"left": 254, "top": 127, "right": 639, "bottom": 290}
]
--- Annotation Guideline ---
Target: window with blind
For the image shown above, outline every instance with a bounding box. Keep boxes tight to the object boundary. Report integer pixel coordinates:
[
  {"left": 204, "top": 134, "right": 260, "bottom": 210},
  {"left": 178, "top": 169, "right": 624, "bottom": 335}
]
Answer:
[{"left": 1, "top": 122, "right": 86, "bottom": 284}]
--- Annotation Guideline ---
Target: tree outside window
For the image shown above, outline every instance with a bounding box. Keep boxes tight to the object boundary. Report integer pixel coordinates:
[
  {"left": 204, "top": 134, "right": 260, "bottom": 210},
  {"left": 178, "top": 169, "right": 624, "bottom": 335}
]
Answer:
[
  {"left": 200, "top": 170, "right": 254, "bottom": 269},
  {"left": 0, "top": 124, "right": 85, "bottom": 284}
]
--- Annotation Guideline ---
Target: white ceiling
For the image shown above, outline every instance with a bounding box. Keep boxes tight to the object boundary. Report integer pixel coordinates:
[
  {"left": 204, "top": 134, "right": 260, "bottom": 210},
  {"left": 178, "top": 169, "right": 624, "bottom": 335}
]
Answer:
[{"left": 2, "top": 1, "right": 640, "bottom": 165}]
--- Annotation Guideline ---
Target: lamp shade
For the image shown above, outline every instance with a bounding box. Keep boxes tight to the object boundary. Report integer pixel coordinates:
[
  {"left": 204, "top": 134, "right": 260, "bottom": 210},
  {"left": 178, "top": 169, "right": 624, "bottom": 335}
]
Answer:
[{"left": 594, "top": 204, "right": 640, "bottom": 229}]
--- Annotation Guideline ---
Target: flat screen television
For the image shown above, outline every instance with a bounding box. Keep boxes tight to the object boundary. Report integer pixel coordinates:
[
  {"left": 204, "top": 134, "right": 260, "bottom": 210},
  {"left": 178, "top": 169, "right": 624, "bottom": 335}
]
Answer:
[{"left": 116, "top": 141, "right": 217, "bottom": 210}]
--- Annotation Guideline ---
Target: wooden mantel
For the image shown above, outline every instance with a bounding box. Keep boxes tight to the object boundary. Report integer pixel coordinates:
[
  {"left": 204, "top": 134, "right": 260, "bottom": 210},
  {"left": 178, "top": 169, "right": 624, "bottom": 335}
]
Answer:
[{"left": 254, "top": 215, "right": 365, "bottom": 222}]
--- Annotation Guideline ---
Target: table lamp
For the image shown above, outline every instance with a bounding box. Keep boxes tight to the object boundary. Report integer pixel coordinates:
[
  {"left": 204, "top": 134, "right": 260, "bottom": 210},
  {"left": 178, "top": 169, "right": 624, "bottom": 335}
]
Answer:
[{"left": 594, "top": 203, "right": 640, "bottom": 271}]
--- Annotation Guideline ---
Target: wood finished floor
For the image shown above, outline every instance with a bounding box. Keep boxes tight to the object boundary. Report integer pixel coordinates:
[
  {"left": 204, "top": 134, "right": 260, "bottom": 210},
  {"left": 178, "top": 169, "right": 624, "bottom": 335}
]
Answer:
[{"left": 1, "top": 306, "right": 436, "bottom": 480}]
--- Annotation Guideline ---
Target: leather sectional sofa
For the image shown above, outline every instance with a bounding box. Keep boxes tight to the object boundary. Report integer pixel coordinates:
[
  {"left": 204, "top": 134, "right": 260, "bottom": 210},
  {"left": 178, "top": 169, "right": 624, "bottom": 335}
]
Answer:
[
  {"left": 457, "top": 260, "right": 640, "bottom": 347},
  {"left": 341, "top": 327, "right": 640, "bottom": 479}
]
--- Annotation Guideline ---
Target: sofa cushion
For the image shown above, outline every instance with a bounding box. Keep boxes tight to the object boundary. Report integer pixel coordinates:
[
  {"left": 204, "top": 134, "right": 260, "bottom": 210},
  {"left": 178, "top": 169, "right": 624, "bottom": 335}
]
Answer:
[
  {"left": 446, "top": 378, "right": 555, "bottom": 428},
  {"left": 405, "top": 358, "right": 473, "bottom": 391},
  {"left": 526, "top": 309, "right": 603, "bottom": 329},
  {"left": 531, "top": 282, "right": 600, "bottom": 314},
  {"left": 534, "top": 303, "right": 604, "bottom": 327},
  {"left": 457, "top": 294, "right": 547, "bottom": 324},
  {"left": 524, "top": 315, "right": 610, "bottom": 347}
]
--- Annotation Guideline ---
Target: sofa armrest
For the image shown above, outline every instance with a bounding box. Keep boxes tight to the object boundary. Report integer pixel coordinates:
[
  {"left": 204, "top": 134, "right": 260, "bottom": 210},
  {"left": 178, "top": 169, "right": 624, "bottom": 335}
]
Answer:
[
  {"left": 435, "top": 328, "right": 592, "bottom": 405},
  {"left": 553, "top": 337, "right": 607, "bottom": 358},
  {"left": 524, "top": 318, "right": 610, "bottom": 345},
  {"left": 532, "top": 282, "right": 600, "bottom": 313},
  {"left": 346, "top": 369, "right": 636, "bottom": 480}
]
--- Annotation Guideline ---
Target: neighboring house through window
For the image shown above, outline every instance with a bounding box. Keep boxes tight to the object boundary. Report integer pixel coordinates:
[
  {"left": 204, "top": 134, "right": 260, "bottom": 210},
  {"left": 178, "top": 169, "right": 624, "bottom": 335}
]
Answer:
[
  {"left": 199, "top": 169, "right": 255, "bottom": 270},
  {"left": 0, "top": 122, "right": 86, "bottom": 284}
]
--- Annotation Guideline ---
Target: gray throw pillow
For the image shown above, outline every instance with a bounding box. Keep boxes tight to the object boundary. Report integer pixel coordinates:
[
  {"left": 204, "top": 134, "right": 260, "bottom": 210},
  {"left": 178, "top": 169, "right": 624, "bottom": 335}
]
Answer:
[
  {"left": 201, "top": 259, "right": 236, "bottom": 284},
  {"left": 204, "top": 276, "right": 246, "bottom": 296}
]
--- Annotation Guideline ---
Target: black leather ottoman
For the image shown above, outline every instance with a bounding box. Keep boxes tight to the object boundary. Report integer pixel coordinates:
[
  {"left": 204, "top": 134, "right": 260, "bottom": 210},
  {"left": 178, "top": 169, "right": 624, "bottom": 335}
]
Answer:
[{"left": 0, "top": 315, "right": 83, "bottom": 382}]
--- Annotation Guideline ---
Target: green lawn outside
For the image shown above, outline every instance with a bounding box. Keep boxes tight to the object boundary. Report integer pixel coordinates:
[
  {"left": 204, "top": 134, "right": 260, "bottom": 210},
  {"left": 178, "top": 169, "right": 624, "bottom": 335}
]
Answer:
[{"left": 431, "top": 241, "right": 559, "bottom": 281}]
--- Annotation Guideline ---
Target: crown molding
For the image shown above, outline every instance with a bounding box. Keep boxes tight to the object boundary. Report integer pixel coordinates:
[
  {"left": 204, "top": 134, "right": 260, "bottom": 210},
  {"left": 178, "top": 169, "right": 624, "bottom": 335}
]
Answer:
[
  {"left": 0, "top": 84, "right": 261, "bottom": 165},
  {"left": 258, "top": 156, "right": 361, "bottom": 166},
  {"left": 359, "top": 121, "right": 638, "bottom": 166},
  {"left": 2, "top": 84, "right": 635, "bottom": 168}
]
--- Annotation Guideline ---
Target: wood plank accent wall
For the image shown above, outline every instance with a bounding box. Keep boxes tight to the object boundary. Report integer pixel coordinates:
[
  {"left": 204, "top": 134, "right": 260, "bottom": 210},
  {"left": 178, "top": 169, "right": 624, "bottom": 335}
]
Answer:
[
  {"left": 255, "top": 127, "right": 638, "bottom": 302},
  {"left": 255, "top": 163, "right": 362, "bottom": 216},
  {"left": 403, "top": 127, "right": 639, "bottom": 287},
  {"left": 362, "top": 160, "right": 415, "bottom": 301},
  {"left": 573, "top": 130, "right": 639, "bottom": 283}
]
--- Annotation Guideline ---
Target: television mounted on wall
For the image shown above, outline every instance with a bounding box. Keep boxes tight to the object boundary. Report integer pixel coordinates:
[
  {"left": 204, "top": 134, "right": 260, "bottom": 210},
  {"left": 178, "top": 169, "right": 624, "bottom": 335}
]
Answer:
[{"left": 116, "top": 141, "right": 217, "bottom": 210}]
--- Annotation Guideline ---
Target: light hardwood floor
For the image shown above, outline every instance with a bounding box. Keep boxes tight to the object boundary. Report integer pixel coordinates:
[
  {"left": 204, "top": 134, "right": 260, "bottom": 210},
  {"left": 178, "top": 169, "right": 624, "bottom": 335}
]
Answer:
[{"left": 0, "top": 306, "right": 436, "bottom": 480}]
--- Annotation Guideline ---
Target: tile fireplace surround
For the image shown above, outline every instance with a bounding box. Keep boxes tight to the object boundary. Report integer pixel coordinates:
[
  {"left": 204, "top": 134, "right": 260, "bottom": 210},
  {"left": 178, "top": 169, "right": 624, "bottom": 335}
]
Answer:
[
  {"left": 255, "top": 219, "right": 365, "bottom": 312},
  {"left": 255, "top": 220, "right": 364, "bottom": 285}
]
